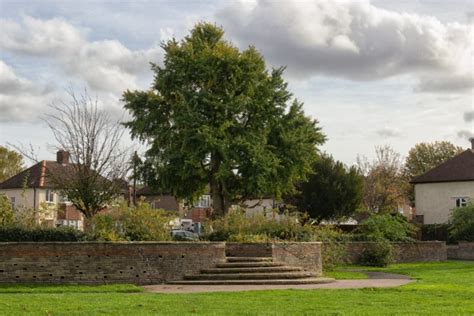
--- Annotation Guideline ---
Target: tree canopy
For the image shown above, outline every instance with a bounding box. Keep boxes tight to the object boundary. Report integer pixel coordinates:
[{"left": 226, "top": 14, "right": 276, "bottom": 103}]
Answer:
[
  {"left": 358, "top": 146, "right": 407, "bottom": 213},
  {"left": 123, "top": 23, "right": 326, "bottom": 216},
  {"left": 0, "top": 146, "right": 23, "bottom": 182},
  {"left": 285, "top": 154, "right": 364, "bottom": 222},
  {"left": 404, "top": 141, "right": 463, "bottom": 179}
]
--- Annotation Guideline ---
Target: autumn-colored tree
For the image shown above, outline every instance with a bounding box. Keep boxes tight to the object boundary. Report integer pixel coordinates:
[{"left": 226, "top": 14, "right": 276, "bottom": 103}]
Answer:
[{"left": 357, "top": 146, "right": 407, "bottom": 213}]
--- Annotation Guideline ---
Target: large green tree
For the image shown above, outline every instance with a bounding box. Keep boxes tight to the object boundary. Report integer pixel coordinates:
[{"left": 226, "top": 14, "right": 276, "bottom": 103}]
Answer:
[
  {"left": 404, "top": 141, "right": 463, "bottom": 203},
  {"left": 123, "top": 23, "right": 326, "bottom": 216},
  {"left": 285, "top": 154, "right": 364, "bottom": 223},
  {"left": 0, "top": 146, "right": 23, "bottom": 182}
]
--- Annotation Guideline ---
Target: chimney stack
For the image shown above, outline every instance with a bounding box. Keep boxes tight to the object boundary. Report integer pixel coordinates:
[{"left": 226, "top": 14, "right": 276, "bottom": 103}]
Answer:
[
  {"left": 56, "top": 150, "right": 70, "bottom": 164},
  {"left": 470, "top": 138, "right": 474, "bottom": 151}
]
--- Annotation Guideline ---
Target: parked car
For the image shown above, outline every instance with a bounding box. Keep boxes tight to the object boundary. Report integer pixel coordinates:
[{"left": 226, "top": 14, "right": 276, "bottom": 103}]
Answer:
[{"left": 171, "top": 230, "right": 199, "bottom": 241}]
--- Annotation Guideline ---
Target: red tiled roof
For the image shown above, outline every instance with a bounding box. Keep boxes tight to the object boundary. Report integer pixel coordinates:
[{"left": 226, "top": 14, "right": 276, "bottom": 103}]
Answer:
[
  {"left": 0, "top": 160, "right": 74, "bottom": 189},
  {"left": 411, "top": 150, "right": 474, "bottom": 184}
]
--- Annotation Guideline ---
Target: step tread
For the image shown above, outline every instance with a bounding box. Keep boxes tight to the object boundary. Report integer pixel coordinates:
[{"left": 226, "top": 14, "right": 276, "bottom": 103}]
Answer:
[
  {"left": 168, "top": 278, "right": 335, "bottom": 285},
  {"left": 217, "top": 262, "right": 284, "bottom": 268},
  {"left": 184, "top": 272, "right": 317, "bottom": 280},
  {"left": 226, "top": 257, "right": 273, "bottom": 262},
  {"left": 201, "top": 266, "right": 303, "bottom": 274}
]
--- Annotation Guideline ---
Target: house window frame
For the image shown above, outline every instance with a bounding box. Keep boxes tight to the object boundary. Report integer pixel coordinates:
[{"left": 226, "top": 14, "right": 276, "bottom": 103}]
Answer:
[
  {"left": 194, "top": 195, "right": 211, "bottom": 208},
  {"left": 45, "top": 189, "right": 55, "bottom": 203},
  {"left": 454, "top": 197, "right": 468, "bottom": 208}
]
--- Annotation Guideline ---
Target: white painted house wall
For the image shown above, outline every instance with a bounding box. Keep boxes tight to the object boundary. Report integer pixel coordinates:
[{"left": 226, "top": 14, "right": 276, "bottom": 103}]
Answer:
[{"left": 414, "top": 181, "right": 474, "bottom": 224}]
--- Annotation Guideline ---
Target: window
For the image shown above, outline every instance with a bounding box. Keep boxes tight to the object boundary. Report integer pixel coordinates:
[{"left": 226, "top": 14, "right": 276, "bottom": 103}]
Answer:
[
  {"left": 455, "top": 197, "right": 468, "bottom": 208},
  {"left": 59, "top": 194, "right": 70, "bottom": 203},
  {"left": 194, "top": 195, "right": 211, "bottom": 208},
  {"left": 10, "top": 197, "right": 15, "bottom": 208},
  {"left": 45, "top": 189, "right": 54, "bottom": 203}
]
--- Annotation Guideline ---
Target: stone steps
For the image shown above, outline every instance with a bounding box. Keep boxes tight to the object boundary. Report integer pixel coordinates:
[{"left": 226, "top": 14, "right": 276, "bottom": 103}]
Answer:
[
  {"left": 185, "top": 271, "right": 316, "bottom": 280},
  {"left": 226, "top": 257, "right": 273, "bottom": 262},
  {"left": 201, "top": 266, "right": 303, "bottom": 274},
  {"left": 216, "top": 262, "right": 285, "bottom": 268},
  {"left": 167, "top": 278, "right": 335, "bottom": 285},
  {"left": 168, "top": 256, "right": 335, "bottom": 285}
]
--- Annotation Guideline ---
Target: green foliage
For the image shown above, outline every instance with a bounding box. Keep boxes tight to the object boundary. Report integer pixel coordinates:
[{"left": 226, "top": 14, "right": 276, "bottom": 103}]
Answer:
[
  {"left": 449, "top": 203, "right": 474, "bottom": 242},
  {"left": 0, "top": 226, "right": 86, "bottom": 242},
  {"left": 358, "top": 146, "right": 407, "bottom": 213},
  {"left": 204, "top": 210, "right": 313, "bottom": 242},
  {"left": 359, "top": 239, "right": 393, "bottom": 267},
  {"left": 123, "top": 22, "right": 326, "bottom": 215},
  {"left": 86, "top": 200, "right": 175, "bottom": 241},
  {"left": 355, "top": 213, "right": 418, "bottom": 242},
  {"left": 0, "top": 193, "right": 14, "bottom": 226},
  {"left": 0, "top": 146, "right": 23, "bottom": 182},
  {"left": 286, "top": 154, "right": 364, "bottom": 222}
]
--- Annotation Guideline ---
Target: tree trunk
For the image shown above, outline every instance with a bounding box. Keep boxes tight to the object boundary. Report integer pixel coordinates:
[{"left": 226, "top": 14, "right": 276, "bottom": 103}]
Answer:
[{"left": 210, "top": 153, "right": 230, "bottom": 218}]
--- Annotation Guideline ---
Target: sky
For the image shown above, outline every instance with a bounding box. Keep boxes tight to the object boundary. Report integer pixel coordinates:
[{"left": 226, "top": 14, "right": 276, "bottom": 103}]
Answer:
[{"left": 0, "top": 0, "right": 473, "bottom": 166}]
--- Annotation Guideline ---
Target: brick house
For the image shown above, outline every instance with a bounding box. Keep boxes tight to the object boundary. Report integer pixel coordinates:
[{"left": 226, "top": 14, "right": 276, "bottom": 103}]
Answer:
[{"left": 411, "top": 139, "right": 474, "bottom": 224}]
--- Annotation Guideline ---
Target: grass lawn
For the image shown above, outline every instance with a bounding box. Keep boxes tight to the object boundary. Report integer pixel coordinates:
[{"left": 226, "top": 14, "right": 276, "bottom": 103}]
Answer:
[{"left": 0, "top": 261, "right": 472, "bottom": 315}]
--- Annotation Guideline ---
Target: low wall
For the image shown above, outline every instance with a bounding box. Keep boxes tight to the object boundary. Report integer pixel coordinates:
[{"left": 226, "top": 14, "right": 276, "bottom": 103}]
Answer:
[
  {"left": 343, "top": 241, "right": 447, "bottom": 264},
  {"left": 0, "top": 242, "right": 225, "bottom": 285},
  {"left": 447, "top": 242, "right": 474, "bottom": 260},
  {"left": 226, "top": 242, "right": 272, "bottom": 257},
  {"left": 272, "top": 242, "right": 322, "bottom": 276}
]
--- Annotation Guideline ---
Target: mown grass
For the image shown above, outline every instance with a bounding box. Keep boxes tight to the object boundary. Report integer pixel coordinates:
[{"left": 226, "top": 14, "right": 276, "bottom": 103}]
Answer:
[{"left": 0, "top": 261, "right": 472, "bottom": 315}]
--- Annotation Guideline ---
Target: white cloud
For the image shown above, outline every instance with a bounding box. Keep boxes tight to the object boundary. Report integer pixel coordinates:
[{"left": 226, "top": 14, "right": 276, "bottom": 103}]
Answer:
[
  {"left": 217, "top": 0, "right": 473, "bottom": 93},
  {"left": 375, "top": 127, "right": 401, "bottom": 138},
  {"left": 0, "top": 16, "right": 162, "bottom": 94},
  {"left": 0, "top": 60, "right": 55, "bottom": 122}
]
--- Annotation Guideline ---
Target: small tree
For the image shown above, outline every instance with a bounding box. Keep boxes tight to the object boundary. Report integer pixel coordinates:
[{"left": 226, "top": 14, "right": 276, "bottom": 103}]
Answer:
[
  {"left": 357, "top": 146, "right": 407, "bottom": 213},
  {"left": 42, "top": 90, "right": 129, "bottom": 219},
  {"left": 285, "top": 154, "right": 364, "bottom": 222},
  {"left": 0, "top": 146, "right": 23, "bottom": 182},
  {"left": 123, "top": 23, "right": 326, "bottom": 216}
]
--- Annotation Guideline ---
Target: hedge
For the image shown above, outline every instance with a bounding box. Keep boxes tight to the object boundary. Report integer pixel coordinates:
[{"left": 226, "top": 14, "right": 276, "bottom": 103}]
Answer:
[{"left": 0, "top": 227, "right": 86, "bottom": 242}]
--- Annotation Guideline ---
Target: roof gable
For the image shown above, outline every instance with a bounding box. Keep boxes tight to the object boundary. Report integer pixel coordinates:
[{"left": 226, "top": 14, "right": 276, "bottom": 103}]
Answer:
[
  {"left": 411, "top": 149, "right": 474, "bottom": 184},
  {"left": 0, "top": 161, "right": 74, "bottom": 189}
]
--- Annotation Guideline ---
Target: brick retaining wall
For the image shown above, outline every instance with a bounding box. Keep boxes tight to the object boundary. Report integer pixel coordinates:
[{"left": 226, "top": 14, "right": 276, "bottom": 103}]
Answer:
[
  {"left": 342, "top": 241, "right": 447, "bottom": 264},
  {"left": 0, "top": 242, "right": 225, "bottom": 285},
  {"left": 447, "top": 242, "right": 474, "bottom": 260},
  {"left": 272, "top": 242, "right": 322, "bottom": 276},
  {"left": 226, "top": 242, "right": 272, "bottom": 257}
]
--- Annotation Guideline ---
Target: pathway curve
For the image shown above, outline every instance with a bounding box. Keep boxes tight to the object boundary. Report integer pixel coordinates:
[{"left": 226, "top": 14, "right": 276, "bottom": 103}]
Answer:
[{"left": 143, "top": 272, "right": 413, "bottom": 293}]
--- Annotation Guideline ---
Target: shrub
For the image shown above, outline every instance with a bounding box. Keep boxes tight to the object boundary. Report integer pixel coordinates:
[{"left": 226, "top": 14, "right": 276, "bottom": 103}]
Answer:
[
  {"left": 0, "top": 193, "right": 14, "bottom": 226},
  {"left": 203, "top": 209, "right": 314, "bottom": 242},
  {"left": 354, "top": 213, "right": 418, "bottom": 242},
  {"left": 86, "top": 200, "right": 175, "bottom": 241},
  {"left": 0, "top": 226, "right": 86, "bottom": 242},
  {"left": 449, "top": 204, "right": 474, "bottom": 242},
  {"left": 359, "top": 239, "right": 393, "bottom": 267}
]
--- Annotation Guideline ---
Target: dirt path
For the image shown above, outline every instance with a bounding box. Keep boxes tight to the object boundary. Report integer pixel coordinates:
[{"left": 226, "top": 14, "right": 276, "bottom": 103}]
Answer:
[{"left": 142, "top": 272, "right": 412, "bottom": 293}]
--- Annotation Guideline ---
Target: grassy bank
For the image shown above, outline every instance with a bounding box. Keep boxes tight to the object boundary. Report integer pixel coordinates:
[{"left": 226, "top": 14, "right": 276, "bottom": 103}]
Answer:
[{"left": 0, "top": 261, "right": 472, "bottom": 315}]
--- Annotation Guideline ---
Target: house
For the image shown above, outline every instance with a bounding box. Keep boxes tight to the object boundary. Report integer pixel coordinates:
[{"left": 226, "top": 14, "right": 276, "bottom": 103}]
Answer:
[
  {"left": 0, "top": 150, "right": 84, "bottom": 228},
  {"left": 0, "top": 150, "right": 133, "bottom": 229},
  {"left": 411, "top": 139, "right": 474, "bottom": 224}
]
